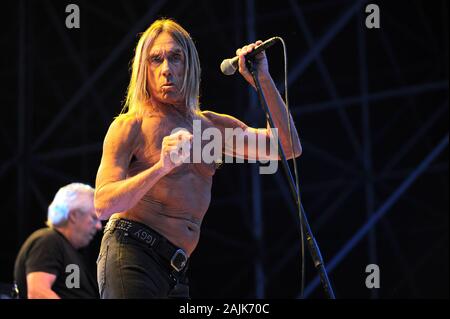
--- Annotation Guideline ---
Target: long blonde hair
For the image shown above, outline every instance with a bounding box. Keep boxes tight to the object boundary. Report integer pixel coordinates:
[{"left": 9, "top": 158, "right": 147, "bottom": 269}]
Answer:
[{"left": 119, "top": 18, "right": 201, "bottom": 118}]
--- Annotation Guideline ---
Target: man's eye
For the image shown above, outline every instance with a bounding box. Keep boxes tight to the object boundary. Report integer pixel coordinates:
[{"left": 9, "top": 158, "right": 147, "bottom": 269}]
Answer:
[
  {"left": 151, "top": 56, "right": 162, "bottom": 63},
  {"left": 171, "top": 54, "right": 182, "bottom": 62}
]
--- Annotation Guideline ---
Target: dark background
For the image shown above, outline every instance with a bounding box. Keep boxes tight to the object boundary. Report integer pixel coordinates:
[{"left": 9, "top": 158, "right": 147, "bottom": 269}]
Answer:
[{"left": 0, "top": 0, "right": 448, "bottom": 298}]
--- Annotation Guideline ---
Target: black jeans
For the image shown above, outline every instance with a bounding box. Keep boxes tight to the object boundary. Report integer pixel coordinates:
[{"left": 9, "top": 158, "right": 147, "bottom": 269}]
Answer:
[{"left": 97, "top": 223, "right": 190, "bottom": 299}]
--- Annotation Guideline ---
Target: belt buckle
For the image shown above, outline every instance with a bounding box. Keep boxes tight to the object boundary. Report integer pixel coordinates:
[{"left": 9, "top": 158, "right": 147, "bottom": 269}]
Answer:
[{"left": 170, "top": 249, "right": 188, "bottom": 272}]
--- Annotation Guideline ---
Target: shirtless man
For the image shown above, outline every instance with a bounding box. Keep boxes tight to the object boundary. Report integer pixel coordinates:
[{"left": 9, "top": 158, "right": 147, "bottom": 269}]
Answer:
[{"left": 94, "top": 18, "right": 302, "bottom": 298}]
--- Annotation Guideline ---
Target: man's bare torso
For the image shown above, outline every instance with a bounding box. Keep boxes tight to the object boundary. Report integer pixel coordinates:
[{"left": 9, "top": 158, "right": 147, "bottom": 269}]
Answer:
[{"left": 113, "top": 110, "right": 217, "bottom": 256}]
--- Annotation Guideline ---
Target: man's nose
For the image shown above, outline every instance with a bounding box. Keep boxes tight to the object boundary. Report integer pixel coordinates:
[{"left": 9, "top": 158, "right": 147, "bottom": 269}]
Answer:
[{"left": 161, "top": 58, "right": 172, "bottom": 76}]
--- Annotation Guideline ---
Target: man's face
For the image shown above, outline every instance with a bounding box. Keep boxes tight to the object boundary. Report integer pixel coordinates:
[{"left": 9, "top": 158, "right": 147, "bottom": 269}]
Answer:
[
  {"left": 72, "top": 195, "right": 101, "bottom": 248},
  {"left": 147, "top": 32, "right": 185, "bottom": 106}
]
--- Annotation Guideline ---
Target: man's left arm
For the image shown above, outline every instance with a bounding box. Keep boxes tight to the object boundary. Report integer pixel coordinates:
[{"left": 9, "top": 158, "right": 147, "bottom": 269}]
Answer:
[{"left": 236, "top": 40, "right": 302, "bottom": 159}]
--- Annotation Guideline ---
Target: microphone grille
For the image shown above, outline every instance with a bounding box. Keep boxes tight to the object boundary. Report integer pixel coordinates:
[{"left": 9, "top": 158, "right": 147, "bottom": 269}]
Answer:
[{"left": 220, "top": 59, "right": 236, "bottom": 76}]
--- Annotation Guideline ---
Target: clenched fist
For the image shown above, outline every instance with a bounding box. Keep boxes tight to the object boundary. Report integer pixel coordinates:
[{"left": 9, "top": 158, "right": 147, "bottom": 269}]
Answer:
[{"left": 159, "top": 129, "right": 192, "bottom": 173}]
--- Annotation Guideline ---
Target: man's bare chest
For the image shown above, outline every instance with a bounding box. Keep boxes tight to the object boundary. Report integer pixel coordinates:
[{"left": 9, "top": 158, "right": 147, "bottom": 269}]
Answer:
[{"left": 132, "top": 115, "right": 219, "bottom": 176}]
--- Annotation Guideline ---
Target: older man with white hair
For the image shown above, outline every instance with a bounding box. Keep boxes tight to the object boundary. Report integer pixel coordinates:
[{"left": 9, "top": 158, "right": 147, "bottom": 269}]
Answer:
[{"left": 13, "top": 183, "right": 102, "bottom": 299}]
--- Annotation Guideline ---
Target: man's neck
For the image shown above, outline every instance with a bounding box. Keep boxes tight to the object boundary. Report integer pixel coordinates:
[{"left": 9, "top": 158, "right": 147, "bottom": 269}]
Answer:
[
  {"left": 54, "top": 226, "right": 79, "bottom": 249},
  {"left": 144, "top": 102, "right": 192, "bottom": 122}
]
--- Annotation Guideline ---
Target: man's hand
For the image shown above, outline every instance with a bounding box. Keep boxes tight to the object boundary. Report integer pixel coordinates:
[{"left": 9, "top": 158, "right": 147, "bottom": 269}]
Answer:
[
  {"left": 159, "top": 129, "right": 192, "bottom": 173},
  {"left": 236, "top": 40, "right": 270, "bottom": 88}
]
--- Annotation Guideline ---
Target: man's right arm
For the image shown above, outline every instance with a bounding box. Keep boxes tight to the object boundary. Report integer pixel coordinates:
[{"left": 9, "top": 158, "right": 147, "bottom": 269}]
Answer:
[
  {"left": 26, "top": 272, "right": 60, "bottom": 299},
  {"left": 94, "top": 116, "right": 165, "bottom": 220},
  {"left": 94, "top": 116, "right": 192, "bottom": 220}
]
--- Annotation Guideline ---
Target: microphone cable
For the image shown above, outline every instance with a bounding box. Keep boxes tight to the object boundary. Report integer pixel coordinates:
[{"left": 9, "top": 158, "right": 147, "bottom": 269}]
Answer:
[{"left": 276, "top": 36, "right": 305, "bottom": 298}]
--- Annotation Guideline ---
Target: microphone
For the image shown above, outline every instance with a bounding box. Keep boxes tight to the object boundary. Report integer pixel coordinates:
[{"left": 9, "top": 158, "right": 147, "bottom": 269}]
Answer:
[{"left": 220, "top": 37, "right": 278, "bottom": 75}]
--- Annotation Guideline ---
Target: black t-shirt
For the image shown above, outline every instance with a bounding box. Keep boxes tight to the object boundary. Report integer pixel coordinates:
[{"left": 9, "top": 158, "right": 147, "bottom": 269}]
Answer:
[{"left": 14, "top": 228, "right": 99, "bottom": 299}]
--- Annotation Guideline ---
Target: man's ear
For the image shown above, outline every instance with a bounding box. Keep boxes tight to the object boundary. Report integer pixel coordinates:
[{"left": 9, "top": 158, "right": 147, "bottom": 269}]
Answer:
[{"left": 67, "top": 210, "right": 79, "bottom": 224}]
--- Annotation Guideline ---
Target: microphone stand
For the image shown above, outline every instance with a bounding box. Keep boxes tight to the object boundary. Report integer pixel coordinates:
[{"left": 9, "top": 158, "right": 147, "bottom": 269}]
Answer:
[{"left": 246, "top": 58, "right": 336, "bottom": 299}]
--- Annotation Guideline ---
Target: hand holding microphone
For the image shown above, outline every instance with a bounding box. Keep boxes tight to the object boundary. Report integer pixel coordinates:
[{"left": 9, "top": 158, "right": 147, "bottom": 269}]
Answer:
[{"left": 220, "top": 37, "right": 279, "bottom": 76}]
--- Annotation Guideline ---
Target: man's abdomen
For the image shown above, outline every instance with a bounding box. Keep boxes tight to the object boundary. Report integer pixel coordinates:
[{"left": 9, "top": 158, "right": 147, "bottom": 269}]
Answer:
[{"left": 120, "top": 170, "right": 212, "bottom": 255}]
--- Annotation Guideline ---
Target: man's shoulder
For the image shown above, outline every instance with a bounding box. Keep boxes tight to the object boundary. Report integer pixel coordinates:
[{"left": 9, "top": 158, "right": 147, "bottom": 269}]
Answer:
[
  {"left": 200, "top": 110, "right": 229, "bottom": 124},
  {"left": 200, "top": 110, "right": 220, "bottom": 119},
  {"left": 110, "top": 113, "right": 143, "bottom": 132},
  {"left": 200, "top": 110, "right": 242, "bottom": 129},
  {"left": 104, "top": 113, "right": 144, "bottom": 145},
  {"left": 27, "top": 228, "right": 64, "bottom": 246},
  {"left": 18, "top": 228, "right": 63, "bottom": 257},
  {"left": 26, "top": 227, "right": 57, "bottom": 241}
]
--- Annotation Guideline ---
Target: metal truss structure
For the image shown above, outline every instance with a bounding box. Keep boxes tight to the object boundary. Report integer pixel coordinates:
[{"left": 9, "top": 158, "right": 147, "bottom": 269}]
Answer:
[{"left": 1, "top": 0, "right": 448, "bottom": 298}]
